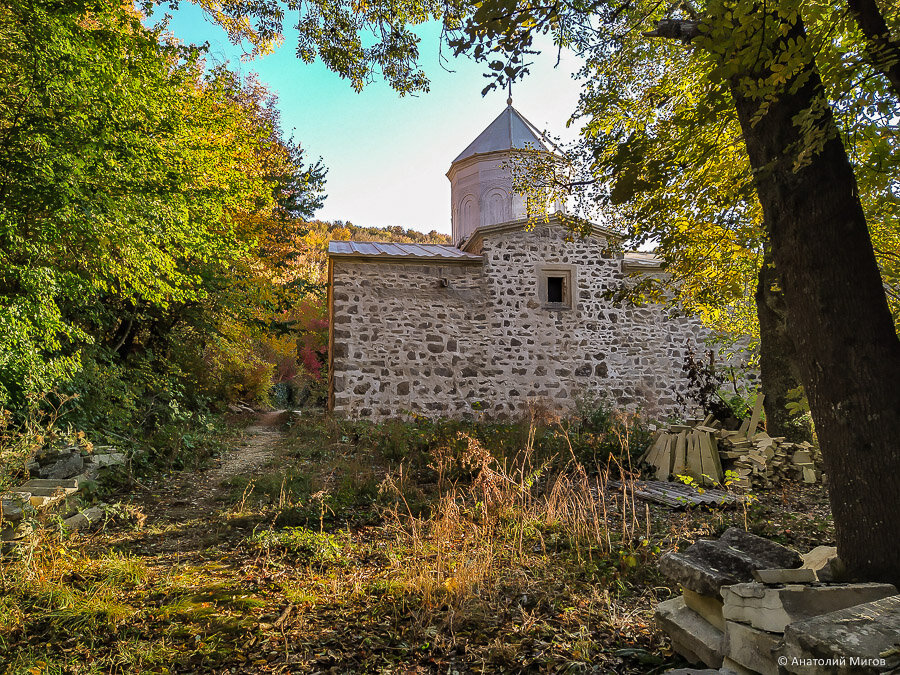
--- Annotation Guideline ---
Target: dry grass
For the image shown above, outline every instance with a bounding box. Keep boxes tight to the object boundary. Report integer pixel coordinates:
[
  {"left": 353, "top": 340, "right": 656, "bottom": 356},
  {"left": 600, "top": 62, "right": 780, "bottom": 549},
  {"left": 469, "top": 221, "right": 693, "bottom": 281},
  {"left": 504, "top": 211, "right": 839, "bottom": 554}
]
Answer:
[{"left": 0, "top": 410, "right": 835, "bottom": 674}]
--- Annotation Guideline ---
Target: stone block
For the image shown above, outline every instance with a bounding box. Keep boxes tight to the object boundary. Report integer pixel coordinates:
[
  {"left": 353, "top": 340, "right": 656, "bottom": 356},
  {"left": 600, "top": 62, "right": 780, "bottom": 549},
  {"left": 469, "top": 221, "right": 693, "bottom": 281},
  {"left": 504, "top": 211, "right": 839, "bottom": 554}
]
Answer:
[
  {"left": 20, "top": 478, "right": 79, "bottom": 491},
  {"left": 782, "top": 594, "right": 900, "bottom": 674},
  {"left": 717, "top": 528, "right": 802, "bottom": 570},
  {"left": 722, "top": 582, "right": 897, "bottom": 633},
  {"left": 15, "top": 478, "right": 78, "bottom": 509},
  {"left": 724, "top": 620, "right": 783, "bottom": 675},
  {"left": 800, "top": 546, "right": 845, "bottom": 582},
  {"left": 0, "top": 493, "right": 31, "bottom": 522},
  {"left": 39, "top": 452, "right": 83, "bottom": 479},
  {"left": 752, "top": 567, "right": 818, "bottom": 584},
  {"left": 92, "top": 453, "right": 127, "bottom": 468},
  {"left": 684, "top": 589, "right": 726, "bottom": 631},
  {"left": 1, "top": 520, "right": 33, "bottom": 542},
  {"left": 656, "top": 596, "right": 725, "bottom": 668},
  {"left": 63, "top": 506, "right": 105, "bottom": 531},
  {"left": 660, "top": 529, "right": 802, "bottom": 598}
]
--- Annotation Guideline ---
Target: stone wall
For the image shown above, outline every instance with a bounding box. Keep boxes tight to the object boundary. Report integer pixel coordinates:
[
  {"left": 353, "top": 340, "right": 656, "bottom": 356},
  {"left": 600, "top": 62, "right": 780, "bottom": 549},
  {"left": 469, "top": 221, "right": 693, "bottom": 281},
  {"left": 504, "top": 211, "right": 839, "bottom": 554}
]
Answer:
[
  {"left": 329, "top": 225, "right": 712, "bottom": 420},
  {"left": 330, "top": 259, "right": 490, "bottom": 419}
]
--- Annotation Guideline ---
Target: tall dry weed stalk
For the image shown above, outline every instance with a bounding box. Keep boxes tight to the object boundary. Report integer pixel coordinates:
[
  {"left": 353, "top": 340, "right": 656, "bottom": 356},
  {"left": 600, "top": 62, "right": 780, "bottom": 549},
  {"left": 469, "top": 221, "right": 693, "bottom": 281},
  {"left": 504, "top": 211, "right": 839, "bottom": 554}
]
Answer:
[{"left": 377, "top": 408, "right": 653, "bottom": 624}]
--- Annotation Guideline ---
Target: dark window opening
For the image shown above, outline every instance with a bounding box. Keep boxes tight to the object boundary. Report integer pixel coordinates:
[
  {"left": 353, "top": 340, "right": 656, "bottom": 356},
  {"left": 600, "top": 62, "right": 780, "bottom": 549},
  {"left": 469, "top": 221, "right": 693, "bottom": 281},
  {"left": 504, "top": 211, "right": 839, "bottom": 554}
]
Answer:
[{"left": 547, "top": 276, "right": 564, "bottom": 303}]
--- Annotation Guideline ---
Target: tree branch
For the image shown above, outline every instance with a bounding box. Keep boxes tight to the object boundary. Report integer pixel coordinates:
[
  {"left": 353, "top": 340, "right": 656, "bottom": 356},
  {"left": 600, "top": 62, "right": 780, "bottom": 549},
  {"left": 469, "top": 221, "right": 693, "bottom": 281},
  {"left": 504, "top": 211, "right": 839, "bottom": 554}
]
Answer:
[
  {"left": 642, "top": 18, "right": 701, "bottom": 42},
  {"left": 846, "top": 0, "right": 900, "bottom": 99}
]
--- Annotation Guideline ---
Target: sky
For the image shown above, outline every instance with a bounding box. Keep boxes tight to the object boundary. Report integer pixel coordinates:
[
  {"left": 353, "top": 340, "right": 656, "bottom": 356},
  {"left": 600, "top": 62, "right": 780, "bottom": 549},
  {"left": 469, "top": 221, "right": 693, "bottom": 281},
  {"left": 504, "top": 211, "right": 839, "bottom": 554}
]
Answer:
[{"left": 153, "top": 5, "right": 585, "bottom": 235}]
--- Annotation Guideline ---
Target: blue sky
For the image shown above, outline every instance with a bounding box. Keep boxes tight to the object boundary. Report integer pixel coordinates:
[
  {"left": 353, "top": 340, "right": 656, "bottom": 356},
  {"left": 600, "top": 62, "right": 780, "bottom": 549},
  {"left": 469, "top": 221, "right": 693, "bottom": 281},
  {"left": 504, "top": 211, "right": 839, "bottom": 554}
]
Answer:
[{"left": 154, "top": 4, "right": 583, "bottom": 234}]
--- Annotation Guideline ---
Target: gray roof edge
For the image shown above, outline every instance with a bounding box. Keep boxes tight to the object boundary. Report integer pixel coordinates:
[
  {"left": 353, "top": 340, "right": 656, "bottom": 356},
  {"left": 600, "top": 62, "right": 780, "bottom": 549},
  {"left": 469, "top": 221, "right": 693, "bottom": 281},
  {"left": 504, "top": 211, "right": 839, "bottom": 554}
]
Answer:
[{"left": 328, "top": 240, "right": 482, "bottom": 262}]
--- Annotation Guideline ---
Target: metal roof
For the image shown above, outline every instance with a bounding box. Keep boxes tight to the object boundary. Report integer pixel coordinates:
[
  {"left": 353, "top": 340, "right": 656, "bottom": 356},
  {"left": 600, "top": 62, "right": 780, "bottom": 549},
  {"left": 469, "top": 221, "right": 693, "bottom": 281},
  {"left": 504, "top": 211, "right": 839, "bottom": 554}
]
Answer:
[
  {"left": 452, "top": 105, "right": 557, "bottom": 164},
  {"left": 623, "top": 251, "right": 664, "bottom": 268},
  {"left": 328, "top": 240, "right": 483, "bottom": 261}
]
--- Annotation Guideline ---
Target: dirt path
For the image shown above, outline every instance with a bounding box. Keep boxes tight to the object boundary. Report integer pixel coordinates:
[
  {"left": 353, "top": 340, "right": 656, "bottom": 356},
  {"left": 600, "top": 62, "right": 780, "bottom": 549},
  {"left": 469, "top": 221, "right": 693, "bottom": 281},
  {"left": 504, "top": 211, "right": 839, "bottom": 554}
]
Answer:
[
  {"left": 121, "top": 411, "right": 289, "bottom": 555},
  {"left": 198, "top": 411, "right": 287, "bottom": 508}
]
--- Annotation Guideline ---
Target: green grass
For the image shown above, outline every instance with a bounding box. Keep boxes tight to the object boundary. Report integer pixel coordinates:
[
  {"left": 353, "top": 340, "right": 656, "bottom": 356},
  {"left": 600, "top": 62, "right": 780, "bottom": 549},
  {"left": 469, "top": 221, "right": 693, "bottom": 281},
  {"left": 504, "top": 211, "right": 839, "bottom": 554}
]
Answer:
[{"left": 0, "top": 411, "right": 835, "bottom": 674}]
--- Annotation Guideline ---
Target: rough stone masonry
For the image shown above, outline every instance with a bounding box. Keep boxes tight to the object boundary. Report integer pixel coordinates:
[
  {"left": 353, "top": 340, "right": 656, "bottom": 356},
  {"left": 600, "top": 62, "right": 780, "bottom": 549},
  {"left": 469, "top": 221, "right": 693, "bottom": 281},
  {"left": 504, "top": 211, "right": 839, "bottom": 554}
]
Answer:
[
  {"left": 327, "top": 103, "right": 725, "bottom": 421},
  {"left": 328, "top": 221, "right": 712, "bottom": 420}
]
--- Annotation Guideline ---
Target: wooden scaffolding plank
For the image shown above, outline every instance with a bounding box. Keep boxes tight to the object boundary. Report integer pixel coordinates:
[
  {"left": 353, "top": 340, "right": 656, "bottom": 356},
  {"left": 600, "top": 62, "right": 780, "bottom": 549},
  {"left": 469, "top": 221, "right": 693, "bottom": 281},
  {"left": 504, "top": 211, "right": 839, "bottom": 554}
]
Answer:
[
  {"left": 673, "top": 431, "right": 688, "bottom": 476},
  {"left": 653, "top": 434, "right": 674, "bottom": 480}
]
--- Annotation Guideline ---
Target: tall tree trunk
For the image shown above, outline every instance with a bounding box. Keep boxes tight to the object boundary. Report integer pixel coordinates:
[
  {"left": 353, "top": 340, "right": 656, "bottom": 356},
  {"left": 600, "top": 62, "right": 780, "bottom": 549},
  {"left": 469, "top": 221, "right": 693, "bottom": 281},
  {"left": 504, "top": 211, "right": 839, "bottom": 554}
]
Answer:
[
  {"left": 726, "top": 13, "right": 900, "bottom": 584},
  {"left": 754, "top": 247, "right": 813, "bottom": 443}
]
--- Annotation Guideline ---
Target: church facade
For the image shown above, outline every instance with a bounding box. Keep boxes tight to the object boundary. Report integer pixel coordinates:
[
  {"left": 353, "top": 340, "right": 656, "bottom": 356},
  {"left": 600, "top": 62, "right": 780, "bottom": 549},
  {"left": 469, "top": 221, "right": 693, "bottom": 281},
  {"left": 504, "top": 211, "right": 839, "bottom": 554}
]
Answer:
[{"left": 326, "top": 104, "right": 710, "bottom": 420}]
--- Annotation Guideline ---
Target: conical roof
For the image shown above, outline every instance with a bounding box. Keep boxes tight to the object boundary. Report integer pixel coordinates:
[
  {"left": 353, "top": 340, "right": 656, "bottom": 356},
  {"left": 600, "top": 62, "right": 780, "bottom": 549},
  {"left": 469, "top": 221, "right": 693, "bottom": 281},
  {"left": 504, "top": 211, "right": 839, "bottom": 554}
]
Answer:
[{"left": 452, "top": 104, "right": 556, "bottom": 164}]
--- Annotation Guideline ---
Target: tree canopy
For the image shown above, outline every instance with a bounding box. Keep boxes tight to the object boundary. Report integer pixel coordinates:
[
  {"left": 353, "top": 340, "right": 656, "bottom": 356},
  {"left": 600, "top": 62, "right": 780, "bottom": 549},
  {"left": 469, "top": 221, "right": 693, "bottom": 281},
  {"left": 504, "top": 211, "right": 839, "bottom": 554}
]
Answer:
[{"left": 0, "top": 0, "right": 325, "bottom": 435}]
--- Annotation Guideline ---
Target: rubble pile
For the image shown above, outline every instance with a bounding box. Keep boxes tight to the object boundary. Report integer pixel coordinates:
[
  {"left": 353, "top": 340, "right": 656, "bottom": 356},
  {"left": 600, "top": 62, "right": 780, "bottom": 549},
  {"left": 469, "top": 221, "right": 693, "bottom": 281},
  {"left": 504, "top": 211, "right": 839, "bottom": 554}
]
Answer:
[
  {"left": 656, "top": 530, "right": 900, "bottom": 674},
  {"left": 0, "top": 446, "right": 126, "bottom": 542},
  {"left": 640, "top": 394, "right": 825, "bottom": 490}
]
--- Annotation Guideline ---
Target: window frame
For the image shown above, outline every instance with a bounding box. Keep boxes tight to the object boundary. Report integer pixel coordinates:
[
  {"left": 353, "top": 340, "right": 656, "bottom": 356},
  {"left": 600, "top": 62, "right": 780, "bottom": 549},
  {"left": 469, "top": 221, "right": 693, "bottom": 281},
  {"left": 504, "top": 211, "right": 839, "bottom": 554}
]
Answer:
[{"left": 537, "top": 265, "right": 576, "bottom": 310}]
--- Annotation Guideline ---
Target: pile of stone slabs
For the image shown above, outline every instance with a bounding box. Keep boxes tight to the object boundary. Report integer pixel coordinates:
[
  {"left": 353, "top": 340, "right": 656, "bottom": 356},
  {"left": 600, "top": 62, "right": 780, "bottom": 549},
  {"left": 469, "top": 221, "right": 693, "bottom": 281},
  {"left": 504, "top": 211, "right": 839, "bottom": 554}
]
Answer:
[
  {"left": 11, "top": 478, "right": 79, "bottom": 508},
  {"left": 657, "top": 528, "right": 802, "bottom": 669},
  {"left": 656, "top": 529, "right": 900, "bottom": 674},
  {"left": 1, "top": 477, "right": 92, "bottom": 543}
]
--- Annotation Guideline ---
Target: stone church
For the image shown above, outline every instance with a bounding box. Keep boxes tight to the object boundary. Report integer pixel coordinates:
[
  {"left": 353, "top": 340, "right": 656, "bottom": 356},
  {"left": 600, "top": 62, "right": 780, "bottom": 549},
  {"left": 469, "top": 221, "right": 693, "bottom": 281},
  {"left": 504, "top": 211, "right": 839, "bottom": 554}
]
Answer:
[{"left": 326, "top": 103, "right": 710, "bottom": 420}]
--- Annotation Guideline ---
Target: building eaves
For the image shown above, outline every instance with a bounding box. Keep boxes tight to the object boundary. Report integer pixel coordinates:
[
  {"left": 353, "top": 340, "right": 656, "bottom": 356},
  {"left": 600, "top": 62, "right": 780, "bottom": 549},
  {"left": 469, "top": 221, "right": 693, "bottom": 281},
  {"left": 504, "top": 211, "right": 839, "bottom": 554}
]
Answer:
[
  {"left": 459, "top": 214, "right": 622, "bottom": 254},
  {"left": 328, "top": 241, "right": 483, "bottom": 262},
  {"left": 623, "top": 251, "right": 664, "bottom": 272}
]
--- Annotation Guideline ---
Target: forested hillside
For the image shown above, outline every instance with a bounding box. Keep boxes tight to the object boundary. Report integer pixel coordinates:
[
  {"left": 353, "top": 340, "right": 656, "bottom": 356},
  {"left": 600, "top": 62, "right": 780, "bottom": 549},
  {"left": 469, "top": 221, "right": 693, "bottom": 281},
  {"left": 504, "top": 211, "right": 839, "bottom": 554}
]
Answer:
[{"left": 0, "top": 0, "right": 445, "bottom": 473}]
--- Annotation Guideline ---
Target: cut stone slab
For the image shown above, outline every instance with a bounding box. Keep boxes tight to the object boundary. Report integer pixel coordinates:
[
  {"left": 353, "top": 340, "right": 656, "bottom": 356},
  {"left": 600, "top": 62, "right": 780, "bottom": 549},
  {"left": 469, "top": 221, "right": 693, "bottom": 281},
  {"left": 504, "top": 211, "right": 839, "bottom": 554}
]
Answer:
[
  {"left": 656, "top": 596, "right": 725, "bottom": 668},
  {"left": 63, "top": 506, "right": 105, "bottom": 531},
  {"left": 14, "top": 478, "right": 78, "bottom": 508},
  {"left": 1, "top": 520, "right": 34, "bottom": 542},
  {"left": 91, "top": 452, "right": 126, "bottom": 467},
  {"left": 0, "top": 493, "right": 32, "bottom": 522},
  {"left": 800, "top": 545, "right": 845, "bottom": 582},
  {"left": 752, "top": 567, "right": 818, "bottom": 584},
  {"left": 41, "top": 452, "right": 83, "bottom": 479},
  {"left": 684, "top": 589, "right": 726, "bottom": 631},
  {"left": 660, "top": 528, "right": 801, "bottom": 598},
  {"left": 782, "top": 594, "right": 900, "bottom": 674},
  {"left": 717, "top": 529, "right": 802, "bottom": 570},
  {"left": 20, "top": 478, "right": 79, "bottom": 492},
  {"left": 724, "top": 620, "right": 782, "bottom": 675},
  {"left": 722, "top": 582, "right": 897, "bottom": 633}
]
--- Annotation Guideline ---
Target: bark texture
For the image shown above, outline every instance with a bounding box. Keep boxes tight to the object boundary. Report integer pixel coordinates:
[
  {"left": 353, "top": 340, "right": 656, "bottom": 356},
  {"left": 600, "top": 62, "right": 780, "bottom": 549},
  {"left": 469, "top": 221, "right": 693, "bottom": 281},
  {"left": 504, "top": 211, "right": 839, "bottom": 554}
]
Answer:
[
  {"left": 754, "top": 249, "right": 813, "bottom": 443},
  {"left": 847, "top": 0, "right": 900, "bottom": 98},
  {"left": 727, "top": 15, "right": 900, "bottom": 585}
]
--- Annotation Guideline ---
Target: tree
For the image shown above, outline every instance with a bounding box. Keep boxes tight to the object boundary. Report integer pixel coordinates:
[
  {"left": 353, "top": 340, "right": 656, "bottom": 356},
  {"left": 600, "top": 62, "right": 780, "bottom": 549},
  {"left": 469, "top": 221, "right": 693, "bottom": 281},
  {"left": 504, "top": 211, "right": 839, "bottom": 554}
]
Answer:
[
  {"left": 168, "top": 0, "right": 900, "bottom": 582},
  {"left": 0, "top": 0, "right": 327, "bottom": 420},
  {"left": 448, "top": 0, "right": 900, "bottom": 584}
]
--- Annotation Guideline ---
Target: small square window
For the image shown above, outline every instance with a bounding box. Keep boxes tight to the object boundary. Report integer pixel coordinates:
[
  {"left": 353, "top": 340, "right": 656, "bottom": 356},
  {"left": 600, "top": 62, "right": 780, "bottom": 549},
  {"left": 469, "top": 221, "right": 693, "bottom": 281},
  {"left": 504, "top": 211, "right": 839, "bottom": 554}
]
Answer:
[{"left": 538, "top": 265, "right": 575, "bottom": 309}]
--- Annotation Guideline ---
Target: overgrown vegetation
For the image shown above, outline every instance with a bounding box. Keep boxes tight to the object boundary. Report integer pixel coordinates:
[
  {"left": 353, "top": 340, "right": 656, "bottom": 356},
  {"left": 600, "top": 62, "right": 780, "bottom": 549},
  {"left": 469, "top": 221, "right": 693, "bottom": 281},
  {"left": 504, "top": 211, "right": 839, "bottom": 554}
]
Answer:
[
  {"left": 0, "top": 0, "right": 458, "bottom": 490},
  {"left": 1, "top": 409, "right": 834, "bottom": 673}
]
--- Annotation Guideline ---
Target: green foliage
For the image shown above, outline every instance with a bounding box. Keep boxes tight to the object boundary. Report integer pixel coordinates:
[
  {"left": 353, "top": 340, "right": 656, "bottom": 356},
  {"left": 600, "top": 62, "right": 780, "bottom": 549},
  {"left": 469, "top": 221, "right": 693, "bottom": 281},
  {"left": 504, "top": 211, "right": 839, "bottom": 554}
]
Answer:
[
  {"left": 336, "top": 396, "right": 652, "bottom": 474},
  {"left": 0, "top": 0, "right": 331, "bottom": 472},
  {"left": 171, "top": 0, "right": 469, "bottom": 94},
  {"left": 247, "top": 527, "right": 346, "bottom": 567}
]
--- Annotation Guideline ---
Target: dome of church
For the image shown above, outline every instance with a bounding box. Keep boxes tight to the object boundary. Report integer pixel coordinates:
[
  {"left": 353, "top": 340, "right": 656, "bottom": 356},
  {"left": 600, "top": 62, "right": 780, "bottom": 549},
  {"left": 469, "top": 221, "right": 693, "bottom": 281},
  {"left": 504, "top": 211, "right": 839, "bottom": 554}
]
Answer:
[
  {"left": 447, "top": 102, "right": 562, "bottom": 246},
  {"left": 452, "top": 104, "right": 554, "bottom": 163}
]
